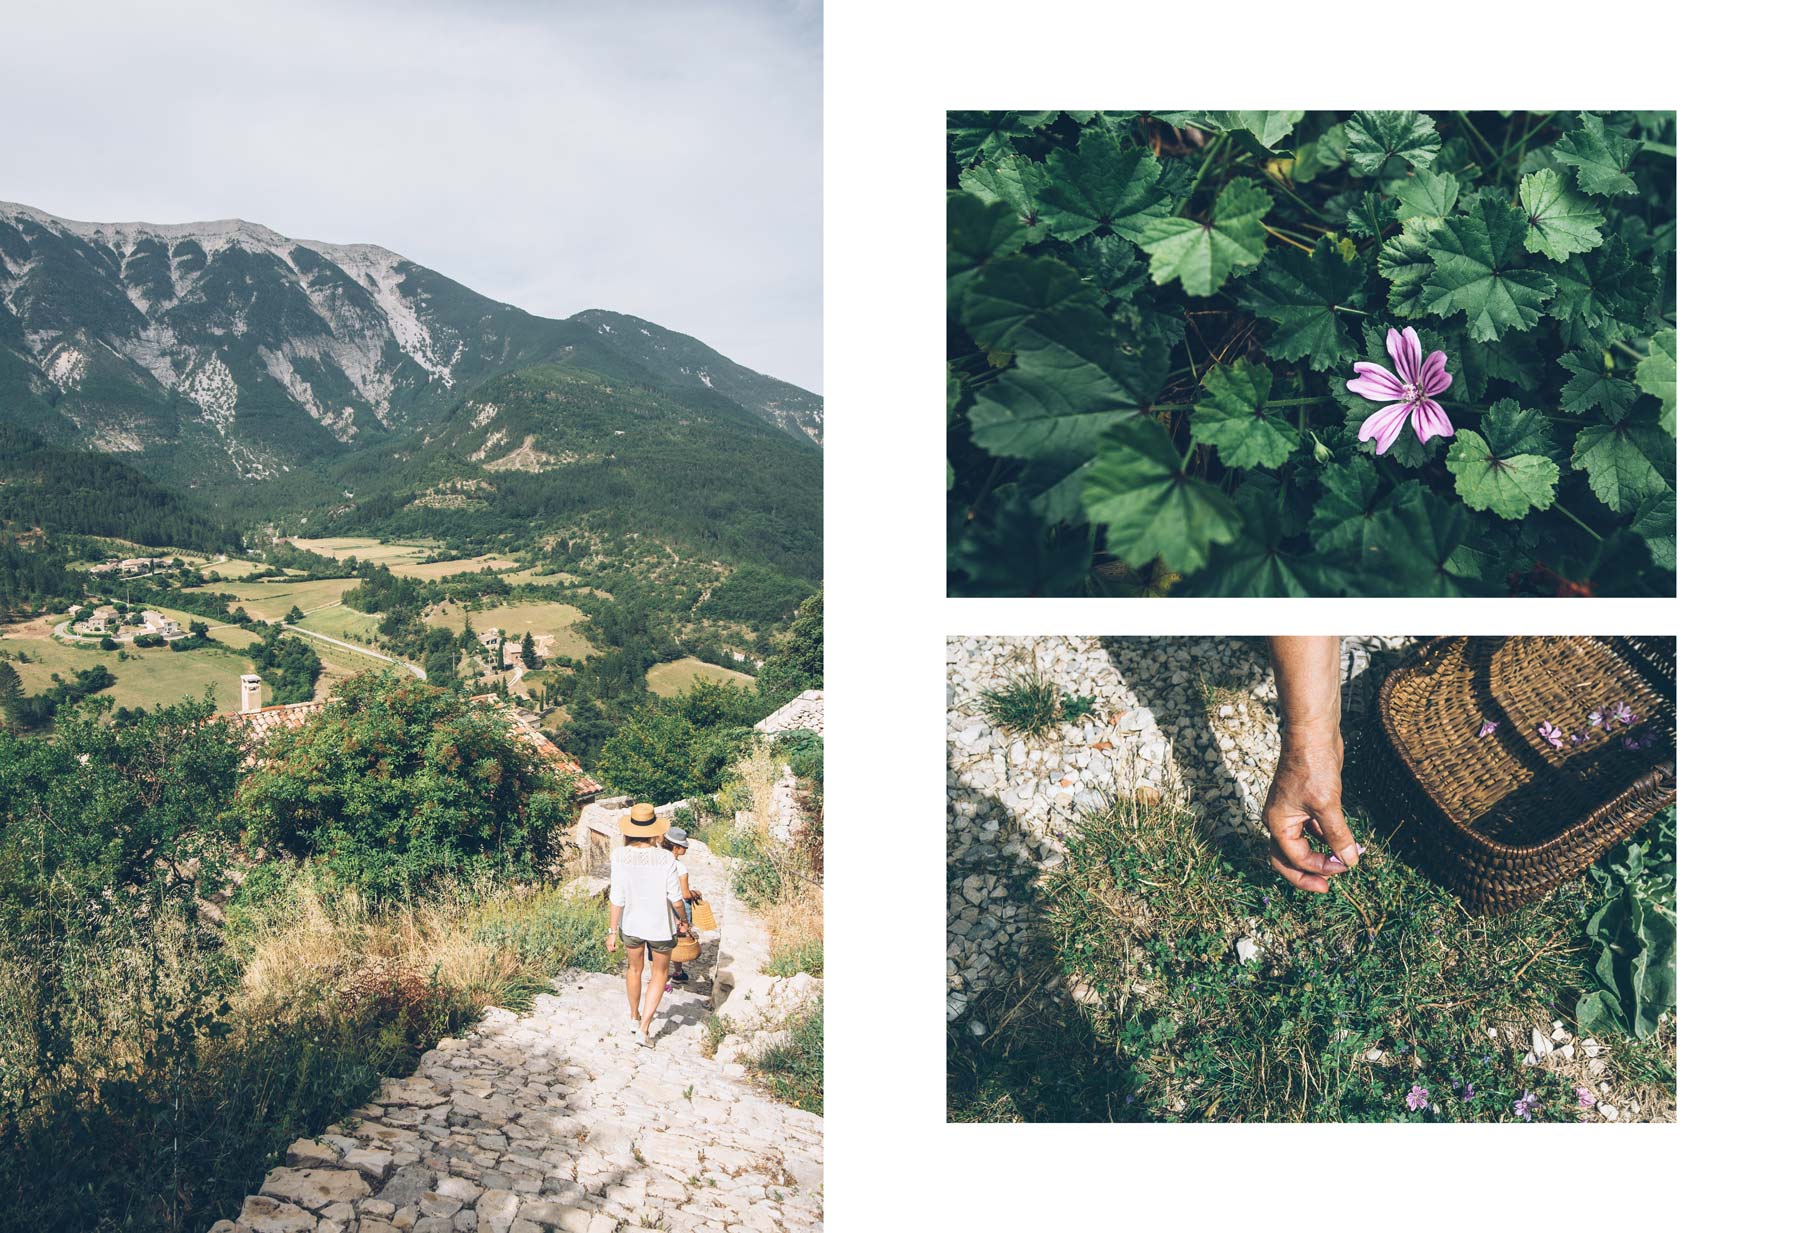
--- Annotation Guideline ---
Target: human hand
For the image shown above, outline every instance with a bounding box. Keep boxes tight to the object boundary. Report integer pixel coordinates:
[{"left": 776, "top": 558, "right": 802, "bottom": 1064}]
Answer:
[
  {"left": 606, "top": 930, "right": 618, "bottom": 951},
  {"left": 1262, "top": 722, "right": 1361, "bottom": 893}
]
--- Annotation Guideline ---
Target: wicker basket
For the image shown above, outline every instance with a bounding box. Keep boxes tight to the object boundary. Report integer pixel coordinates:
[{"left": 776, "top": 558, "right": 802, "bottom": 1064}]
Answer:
[
  {"left": 671, "top": 933, "right": 701, "bottom": 963},
  {"left": 1367, "top": 636, "right": 1675, "bottom": 912}
]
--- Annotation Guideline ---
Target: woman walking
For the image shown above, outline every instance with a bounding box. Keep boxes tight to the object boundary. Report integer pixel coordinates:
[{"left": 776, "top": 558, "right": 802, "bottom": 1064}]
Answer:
[{"left": 606, "top": 803, "right": 691, "bottom": 1046}]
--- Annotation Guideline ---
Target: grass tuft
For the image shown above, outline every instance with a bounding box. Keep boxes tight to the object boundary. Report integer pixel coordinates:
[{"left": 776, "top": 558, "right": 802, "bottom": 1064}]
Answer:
[{"left": 978, "top": 669, "right": 1063, "bottom": 737}]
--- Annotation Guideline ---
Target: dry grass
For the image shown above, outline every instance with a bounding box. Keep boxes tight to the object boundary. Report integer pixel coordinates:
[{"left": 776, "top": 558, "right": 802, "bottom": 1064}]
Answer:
[{"left": 718, "top": 745, "right": 823, "bottom": 966}]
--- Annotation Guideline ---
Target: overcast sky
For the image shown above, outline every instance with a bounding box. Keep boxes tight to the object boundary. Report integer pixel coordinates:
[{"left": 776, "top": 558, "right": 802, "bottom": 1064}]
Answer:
[{"left": 4, "top": 0, "right": 823, "bottom": 394}]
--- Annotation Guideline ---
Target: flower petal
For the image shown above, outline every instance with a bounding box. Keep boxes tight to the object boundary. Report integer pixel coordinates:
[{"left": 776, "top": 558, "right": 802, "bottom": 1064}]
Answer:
[
  {"left": 1420, "top": 350, "right": 1452, "bottom": 396},
  {"left": 1385, "top": 328, "right": 1419, "bottom": 386},
  {"left": 1347, "top": 362, "right": 1405, "bottom": 401},
  {"left": 1401, "top": 327, "right": 1423, "bottom": 382},
  {"left": 1411, "top": 398, "right": 1454, "bottom": 443},
  {"left": 1359, "top": 401, "right": 1410, "bottom": 455}
]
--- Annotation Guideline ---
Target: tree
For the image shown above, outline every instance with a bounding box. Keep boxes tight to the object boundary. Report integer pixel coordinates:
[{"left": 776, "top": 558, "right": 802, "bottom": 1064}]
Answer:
[
  {"left": 759, "top": 591, "right": 823, "bottom": 700},
  {"left": 0, "top": 660, "right": 21, "bottom": 729},
  {"left": 494, "top": 627, "right": 508, "bottom": 672},
  {"left": 520, "top": 631, "right": 541, "bottom": 670},
  {"left": 232, "top": 673, "right": 574, "bottom": 900},
  {"left": 285, "top": 605, "right": 305, "bottom": 624}
]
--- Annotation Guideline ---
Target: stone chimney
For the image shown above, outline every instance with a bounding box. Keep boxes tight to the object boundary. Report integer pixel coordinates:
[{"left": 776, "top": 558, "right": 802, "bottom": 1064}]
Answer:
[{"left": 240, "top": 673, "right": 263, "bottom": 713}]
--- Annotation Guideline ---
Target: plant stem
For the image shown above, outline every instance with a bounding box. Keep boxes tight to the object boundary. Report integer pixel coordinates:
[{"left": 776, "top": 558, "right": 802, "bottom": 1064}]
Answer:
[
  {"left": 1457, "top": 111, "right": 1499, "bottom": 163},
  {"left": 1333, "top": 305, "right": 1370, "bottom": 317},
  {"left": 1262, "top": 223, "right": 1313, "bottom": 254},
  {"left": 1263, "top": 397, "right": 1336, "bottom": 408},
  {"left": 1554, "top": 501, "right": 1605, "bottom": 542},
  {"left": 1265, "top": 173, "right": 1331, "bottom": 224},
  {"left": 1641, "top": 140, "right": 1676, "bottom": 157}
]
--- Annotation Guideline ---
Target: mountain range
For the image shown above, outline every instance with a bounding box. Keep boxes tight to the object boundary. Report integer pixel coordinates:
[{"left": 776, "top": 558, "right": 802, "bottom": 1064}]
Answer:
[{"left": 0, "top": 201, "right": 821, "bottom": 579}]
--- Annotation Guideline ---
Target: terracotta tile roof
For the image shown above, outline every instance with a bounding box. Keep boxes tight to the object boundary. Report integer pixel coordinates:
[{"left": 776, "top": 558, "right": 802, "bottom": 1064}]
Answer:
[
  {"left": 470, "top": 694, "right": 605, "bottom": 800},
  {"left": 216, "top": 700, "right": 327, "bottom": 744}
]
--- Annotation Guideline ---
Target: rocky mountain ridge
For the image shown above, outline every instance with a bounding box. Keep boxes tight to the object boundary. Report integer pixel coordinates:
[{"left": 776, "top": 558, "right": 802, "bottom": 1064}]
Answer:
[{"left": 0, "top": 201, "right": 821, "bottom": 486}]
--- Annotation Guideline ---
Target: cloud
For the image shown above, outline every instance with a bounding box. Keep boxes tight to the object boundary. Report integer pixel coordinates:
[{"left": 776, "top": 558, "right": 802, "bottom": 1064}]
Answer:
[{"left": 2, "top": 0, "right": 823, "bottom": 393}]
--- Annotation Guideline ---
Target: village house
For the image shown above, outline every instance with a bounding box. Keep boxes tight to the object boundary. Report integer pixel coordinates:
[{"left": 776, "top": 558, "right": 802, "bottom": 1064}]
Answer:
[{"left": 74, "top": 605, "right": 120, "bottom": 635}]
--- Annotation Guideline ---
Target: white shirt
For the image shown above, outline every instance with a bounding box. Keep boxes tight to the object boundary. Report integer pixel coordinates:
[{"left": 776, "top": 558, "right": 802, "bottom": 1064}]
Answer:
[{"left": 610, "top": 845, "right": 680, "bottom": 940}]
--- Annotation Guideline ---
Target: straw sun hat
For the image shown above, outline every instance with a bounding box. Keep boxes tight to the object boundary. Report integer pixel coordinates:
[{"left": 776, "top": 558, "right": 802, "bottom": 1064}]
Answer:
[{"left": 620, "top": 802, "right": 669, "bottom": 839}]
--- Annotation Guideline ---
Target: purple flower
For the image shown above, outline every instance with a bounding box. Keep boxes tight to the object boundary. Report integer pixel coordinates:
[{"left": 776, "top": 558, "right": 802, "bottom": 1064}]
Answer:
[
  {"left": 1347, "top": 327, "right": 1455, "bottom": 456},
  {"left": 1537, "top": 721, "right": 1564, "bottom": 749},
  {"left": 1568, "top": 730, "right": 1588, "bottom": 746},
  {"left": 1612, "top": 702, "right": 1637, "bottom": 726},
  {"left": 1478, "top": 720, "right": 1498, "bottom": 737},
  {"left": 1588, "top": 710, "right": 1604, "bottom": 727},
  {"left": 1513, "top": 1091, "right": 1539, "bottom": 1121},
  {"left": 1405, "top": 1084, "right": 1430, "bottom": 1112},
  {"left": 1456, "top": 1081, "right": 1476, "bottom": 1102},
  {"left": 1624, "top": 731, "right": 1659, "bottom": 752},
  {"left": 1576, "top": 1086, "right": 1596, "bottom": 1109}
]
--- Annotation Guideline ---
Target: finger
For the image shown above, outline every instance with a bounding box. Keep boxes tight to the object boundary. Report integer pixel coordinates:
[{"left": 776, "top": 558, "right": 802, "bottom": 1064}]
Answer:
[
  {"left": 1269, "top": 847, "right": 1329, "bottom": 893},
  {"left": 1313, "top": 802, "right": 1361, "bottom": 868},
  {"left": 1268, "top": 821, "right": 1345, "bottom": 876}
]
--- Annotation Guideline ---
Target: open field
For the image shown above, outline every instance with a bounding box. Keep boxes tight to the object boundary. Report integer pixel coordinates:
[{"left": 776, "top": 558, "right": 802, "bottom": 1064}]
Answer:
[
  {"left": 500, "top": 567, "right": 585, "bottom": 586},
  {"left": 189, "top": 577, "right": 361, "bottom": 621},
  {"left": 294, "top": 603, "right": 385, "bottom": 643},
  {"left": 289, "top": 536, "right": 437, "bottom": 565},
  {"left": 1, "top": 613, "right": 256, "bottom": 714},
  {"left": 390, "top": 554, "right": 518, "bottom": 580},
  {"left": 197, "top": 557, "right": 279, "bottom": 580},
  {"left": 646, "top": 655, "right": 754, "bottom": 697},
  {"left": 423, "top": 599, "right": 597, "bottom": 660}
]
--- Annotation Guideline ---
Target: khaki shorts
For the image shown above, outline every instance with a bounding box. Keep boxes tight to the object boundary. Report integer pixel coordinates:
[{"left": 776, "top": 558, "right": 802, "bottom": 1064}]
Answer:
[{"left": 621, "top": 933, "right": 674, "bottom": 953}]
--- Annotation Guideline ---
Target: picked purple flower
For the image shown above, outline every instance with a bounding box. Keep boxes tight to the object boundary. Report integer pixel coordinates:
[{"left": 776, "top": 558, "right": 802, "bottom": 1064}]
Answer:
[
  {"left": 1611, "top": 702, "right": 1637, "bottom": 726},
  {"left": 1568, "top": 730, "right": 1588, "bottom": 746},
  {"left": 1405, "top": 1084, "right": 1430, "bottom": 1112},
  {"left": 1588, "top": 710, "right": 1604, "bottom": 727},
  {"left": 1478, "top": 720, "right": 1498, "bottom": 738},
  {"left": 1537, "top": 721, "right": 1564, "bottom": 749}
]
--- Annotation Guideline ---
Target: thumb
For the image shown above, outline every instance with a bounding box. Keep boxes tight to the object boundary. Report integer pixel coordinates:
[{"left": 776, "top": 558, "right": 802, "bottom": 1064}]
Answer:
[{"left": 1314, "top": 803, "right": 1361, "bottom": 868}]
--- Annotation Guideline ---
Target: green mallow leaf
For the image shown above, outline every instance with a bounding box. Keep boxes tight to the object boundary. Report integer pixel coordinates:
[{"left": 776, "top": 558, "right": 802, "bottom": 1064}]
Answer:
[
  {"left": 1344, "top": 110, "right": 1442, "bottom": 175},
  {"left": 1573, "top": 404, "right": 1673, "bottom": 512},
  {"left": 1446, "top": 406, "right": 1560, "bottom": 520},
  {"left": 960, "top": 254, "right": 1097, "bottom": 353},
  {"left": 1309, "top": 456, "right": 1398, "bottom": 558},
  {"left": 947, "top": 112, "right": 1035, "bottom": 166},
  {"left": 1378, "top": 216, "right": 1438, "bottom": 316},
  {"left": 1551, "top": 111, "right": 1642, "bottom": 197},
  {"left": 1038, "top": 129, "right": 1176, "bottom": 243},
  {"left": 1081, "top": 418, "right": 1240, "bottom": 572},
  {"left": 1238, "top": 236, "right": 1366, "bottom": 372},
  {"left": 947, "top": 193, "right": 1024, "bottom": 313},
  {"left": 1189, "top": 359, "right": 1297, "bottom": 469},
  {"left": 1065, "top": 234, "right": 1149, "bottom": 301},
  {"left": 1200, "top": 110, "right": 1306, "bottom": 151},
  {"left": 1391, "top": 169, "right": 1460, "bottom": 223},
  {"left": 967, "top": 367, "right": 1138, "bottom": 461},
  {"left": 1558, "top": 349, "right": 1639, "bottom": 419},
  {"left": 1420, "top": 189, "right": 1556, "bottom": 341},
  {"left": 1545, "top": 235, "right": 1660, "bottom": 350},
  {"left": 1366, "top": 483, "right": 1487, "bottom": 596},
  {"left": 959, "top": 155, "right": 1053, "bottom": 245},
  {"left": 1635, "top": 329, "right": 1676, "bottom": 436},
  {"left": 1184, "top": 480, "right": 1333, "bottom": 597},
  {"left": 1630, "top": 490, "right": 1676, "bottom": 572},
  {"left": 1135, "top": 177, "right": 1273, "bottom": 297},
  {"left": 1480, "top": 398, "right": 1555, "bottom": 455},
  {"left": 1518, "top": 168, "right": 1603, "bottom": 262},
  {"left": 1345, "top": 190, "right": 1397, "bottom": 239}
]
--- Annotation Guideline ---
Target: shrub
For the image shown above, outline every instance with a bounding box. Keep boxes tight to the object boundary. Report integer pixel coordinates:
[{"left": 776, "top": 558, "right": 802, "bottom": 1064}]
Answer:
[
  {"left": 132, "top": 632, "right": 165, "bottom": 648},
  {"left": 947, "top": 110, "right": 1676, "bottom": 598},
  {"left": 232, "top": 673, "right": 574, "bottom": 901}
]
